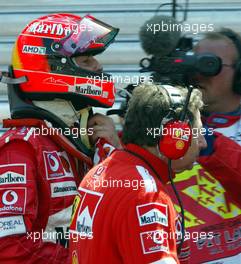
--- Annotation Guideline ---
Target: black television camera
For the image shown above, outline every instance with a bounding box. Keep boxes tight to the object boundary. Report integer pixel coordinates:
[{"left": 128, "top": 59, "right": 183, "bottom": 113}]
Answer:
[{"left": 139, "top": 37, "right": 222, "bottom": 86}]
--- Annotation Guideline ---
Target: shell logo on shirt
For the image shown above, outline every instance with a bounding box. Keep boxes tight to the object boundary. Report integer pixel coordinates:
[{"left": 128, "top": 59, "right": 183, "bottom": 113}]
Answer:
[
  {"left": 70, "top": 195, "right": 81, "bottom": 226},
  {"left": 72, "top": 250, "right": 79, "bottom": 264}
]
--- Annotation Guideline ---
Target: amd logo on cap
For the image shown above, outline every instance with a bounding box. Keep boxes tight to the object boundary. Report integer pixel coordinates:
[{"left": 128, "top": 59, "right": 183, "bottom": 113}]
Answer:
[{"left": 22, "top": 45, "right": 46, "bottom": 55}]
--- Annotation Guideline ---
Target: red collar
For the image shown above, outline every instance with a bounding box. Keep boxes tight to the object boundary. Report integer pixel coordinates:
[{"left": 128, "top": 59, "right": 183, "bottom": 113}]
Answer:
[
  {"left": 120, "top": 143, "right": 173, "bottom": 185},
  {"left": 3, "top": 118, "right": 48, "bottom": 128},
  {"left": 202, "top": 114, "right": 240, "bottom": 128}
]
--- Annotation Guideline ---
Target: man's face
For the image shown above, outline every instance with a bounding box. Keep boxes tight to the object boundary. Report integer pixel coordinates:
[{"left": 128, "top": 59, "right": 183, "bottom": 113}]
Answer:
[
  {"left": 73, "top": 55, "right": 103, "bottom": 72},
  {"left": 194, "top": 39, "right": 238, "bottom": 112},
  {"left": 171, "top": 110, "right": 207, "bottom": 172}
]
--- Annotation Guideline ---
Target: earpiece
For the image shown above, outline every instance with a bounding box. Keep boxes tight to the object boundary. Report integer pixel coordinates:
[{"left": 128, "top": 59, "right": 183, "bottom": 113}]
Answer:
[
  {"left": 159, "top": 120, "right": 192, "bottom": 160},
  {"left": 158, "top": 85, "right": 192, "bottom": 160}
]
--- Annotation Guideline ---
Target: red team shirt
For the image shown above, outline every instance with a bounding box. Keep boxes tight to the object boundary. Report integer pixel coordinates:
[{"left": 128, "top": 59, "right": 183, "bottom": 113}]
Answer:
[
  {"left": 69, "top": 143, "right": 190, "bottom": 264},
  {"left": 167, "top": 112, "right": 241, "bottom": 263},
  {"left": 0, "top": 119, "right": 91, "bottom": 264}
]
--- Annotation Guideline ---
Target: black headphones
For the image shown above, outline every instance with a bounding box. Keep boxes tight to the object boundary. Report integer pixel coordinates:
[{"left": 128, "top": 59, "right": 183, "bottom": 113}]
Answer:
[{"left": 219, "top": 29, "right": 241, "bottom": 95}]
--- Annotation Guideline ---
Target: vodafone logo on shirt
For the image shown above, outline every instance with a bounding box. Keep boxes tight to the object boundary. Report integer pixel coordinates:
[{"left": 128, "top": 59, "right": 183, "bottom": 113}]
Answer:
[
  {"left": 136, "top": 203, "right": 168, "bottom": 227},
  {"left": 2, "top": 190, "right": 18, "bottom": 205},
  {"left": 0, "top": 188, "right": 26, "bottom": 215},
  {"left": 140, "top": 230, "right": 169, "bottom": 254},
  {"left": 43, "top": 151, "right": 74, "bottom": 180}
]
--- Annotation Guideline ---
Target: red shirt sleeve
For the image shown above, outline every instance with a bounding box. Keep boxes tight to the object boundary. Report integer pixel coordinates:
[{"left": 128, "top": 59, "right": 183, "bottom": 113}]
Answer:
[
  {"left": 114, "top": 191, "right": 180, "bottom": 264},
  {"left": 198, "top": 132, "right": 241, "bottom": 205}
]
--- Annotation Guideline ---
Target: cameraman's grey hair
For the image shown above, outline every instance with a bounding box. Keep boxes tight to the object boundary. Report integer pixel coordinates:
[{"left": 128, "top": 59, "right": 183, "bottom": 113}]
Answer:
[
  {"left": 174, "top": 85, "right": 203, "bottom": 125},
  {"left": 177, "top": 86, "right": 203, "bottom": 111}
]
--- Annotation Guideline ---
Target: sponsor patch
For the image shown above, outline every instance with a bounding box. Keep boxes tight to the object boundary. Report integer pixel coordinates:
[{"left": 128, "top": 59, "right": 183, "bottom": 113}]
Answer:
[
  {"left": 0, "top": 164, "right": 26, "bottom": 185},
  {"left": 43, "top": 205, "right": 73, "bottom": 245},
  {"left": 173, "top": 129, "right": 190, "bottom": 141},
  {"left": 43, "top": 151, "right": 74, "bottom": 180},
  {"left": 22, "top": 45, "right": 46, "bottom": 55},
  {"left": 140, "top": 230, "right": 169, "bottom": 254},
  {"left": 136, "top": 203, "right": 168, "bottom": 227},
  {"left": 72, "top": 250, "right": 79, "bottom": 264},
  {"left": 27, "top": 22, "right": 71, "bottom": 36},
  {"left": 70, "top": 195, "right": 81, "bottom": 225},
  {"left": 0, "top": 215, "right": 26, "bottom": 238},
  {"left": 75, "top": 187, "right": 103, "bottom": 237},
  {"left": 26, "top": 21, "right": 92, "bottom": 38},
  {"left": 92, "top": 166, "right": 106, "bottom": 180},
  {"left": 50, "top": 181, "right": 77, "bottom": 198},
  {"left": 0, "top": 188, "right": 26, "bottom": 215},
  {"left": 175, "top": 214, "right": 183, "bottom": 243},
  {"left": 136, "top": 166, "right": 157, "bottom": 193},
  {"left": 75, "top": 84, "right": 102, "bottom": 97}
]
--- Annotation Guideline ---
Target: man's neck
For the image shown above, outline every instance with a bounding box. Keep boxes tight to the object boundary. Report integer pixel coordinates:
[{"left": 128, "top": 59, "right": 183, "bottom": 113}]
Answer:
[
  {"left": 143, "top": 145, "right": 158, "bottom": 156},
  {"left": 144, "top": 145, "right": 167, "bottom": 162},
  {"left": 205, "top": 97, "right": 241, "bottom": 114}
]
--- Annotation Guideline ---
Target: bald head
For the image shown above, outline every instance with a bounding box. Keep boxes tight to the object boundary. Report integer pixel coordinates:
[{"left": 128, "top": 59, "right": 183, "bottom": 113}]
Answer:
[
  {"left": 196, "top": 32, "right": 240, "bottom": 64},
  {"left": 194, "top": 30, "right": 241, "bottom": 113}
]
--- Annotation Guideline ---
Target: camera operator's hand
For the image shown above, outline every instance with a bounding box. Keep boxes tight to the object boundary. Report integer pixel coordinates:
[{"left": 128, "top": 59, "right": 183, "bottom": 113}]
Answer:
[{"left": 88, "top": 113, "right": 122, "bottom": 149}]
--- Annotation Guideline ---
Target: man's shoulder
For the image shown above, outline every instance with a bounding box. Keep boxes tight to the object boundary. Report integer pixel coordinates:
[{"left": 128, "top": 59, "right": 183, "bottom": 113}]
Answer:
[
  {"left": 0, "top": 124, "right": 61, "bottom": 158},
  {"left": 0, "top": 125, "right": 48, "bottom": 144},
  {"left": 81, "top": 156, "right": 162, "bottom": 197}
]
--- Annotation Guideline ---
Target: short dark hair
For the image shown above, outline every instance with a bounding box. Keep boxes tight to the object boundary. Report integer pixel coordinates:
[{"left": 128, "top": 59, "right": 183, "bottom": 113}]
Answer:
[{"left": 122, "top": 83, "right": 203, "bottom": 147}]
